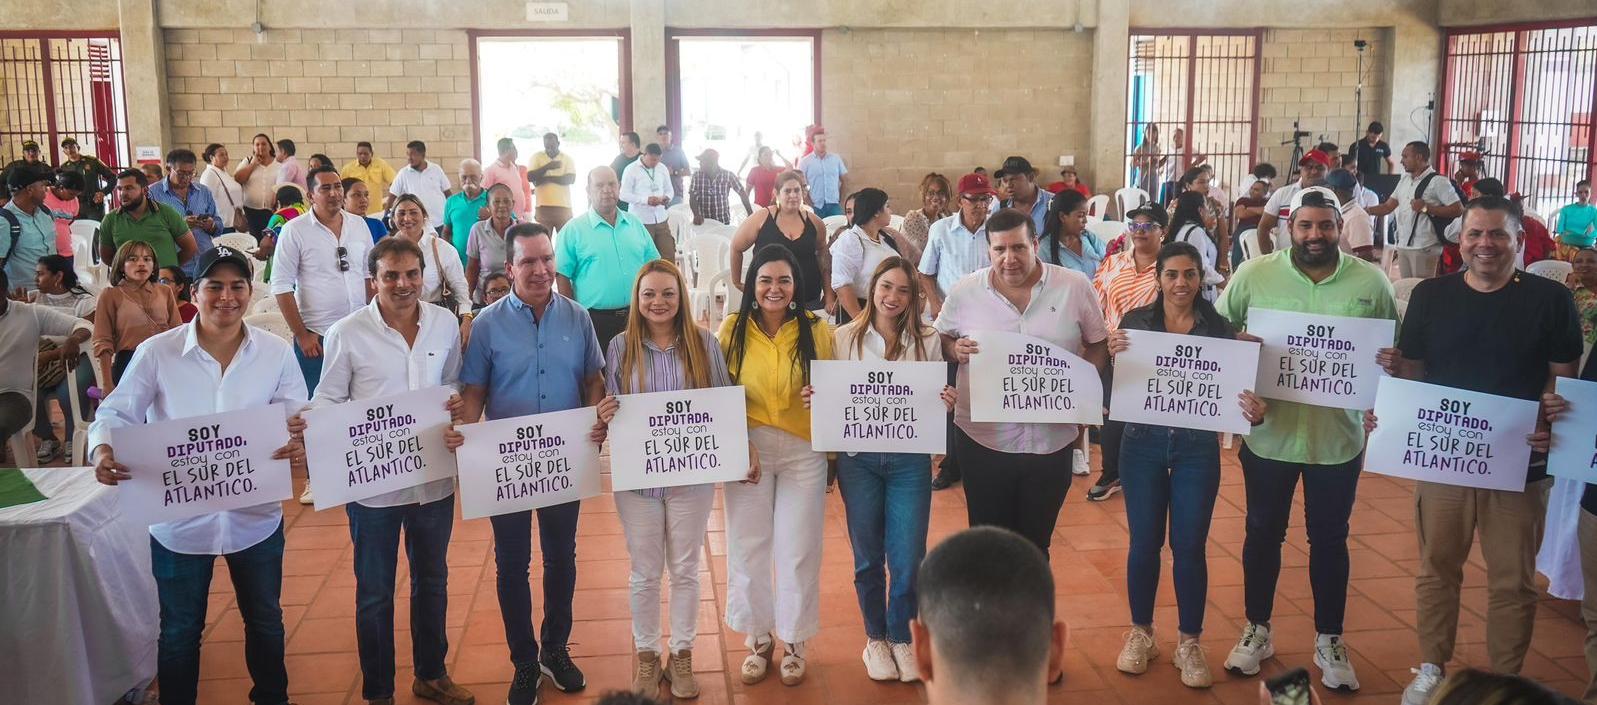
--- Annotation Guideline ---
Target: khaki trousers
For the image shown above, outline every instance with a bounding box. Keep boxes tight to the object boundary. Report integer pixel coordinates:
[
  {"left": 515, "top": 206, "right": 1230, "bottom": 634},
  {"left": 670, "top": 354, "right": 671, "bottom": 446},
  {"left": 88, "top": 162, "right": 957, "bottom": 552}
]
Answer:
[
  {"left": 534, "top": 205, "right": 572, "bottom": 233},
  {"left": 645, "top": 222, "right": 675, "bottom": 264},
  {"left": 1415, "top": 478, "right": 1551, "bottom": 672},
  {"left": 1579, "top": 509, "right": 1597, "bottom": 702},
  {"left": 1394, "top": 244, "right": 1442, "bottom": 279}
]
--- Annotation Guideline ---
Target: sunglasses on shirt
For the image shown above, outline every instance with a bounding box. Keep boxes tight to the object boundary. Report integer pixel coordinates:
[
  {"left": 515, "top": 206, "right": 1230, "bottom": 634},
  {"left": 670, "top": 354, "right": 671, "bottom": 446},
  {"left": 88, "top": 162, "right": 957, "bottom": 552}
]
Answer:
[{"left": 336, "top": 246, "right": 350, "bottom": 272}]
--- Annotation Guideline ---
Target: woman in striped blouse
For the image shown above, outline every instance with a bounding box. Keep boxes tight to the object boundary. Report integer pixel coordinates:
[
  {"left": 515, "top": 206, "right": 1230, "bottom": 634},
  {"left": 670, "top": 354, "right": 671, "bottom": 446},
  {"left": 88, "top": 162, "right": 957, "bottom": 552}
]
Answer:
[{"left": 596, "top": 259, "right": 736, "bottom": 701}]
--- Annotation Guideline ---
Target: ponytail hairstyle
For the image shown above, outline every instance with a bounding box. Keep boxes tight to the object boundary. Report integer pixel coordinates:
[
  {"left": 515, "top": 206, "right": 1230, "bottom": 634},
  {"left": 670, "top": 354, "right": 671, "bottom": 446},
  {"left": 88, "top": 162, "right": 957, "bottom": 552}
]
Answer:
[
  {"left": 1041, "top": 190, "right": 1089, "bottom": 264},
  {"left": 37, "top": 254, "right": 89, "bottom": 297},
  {"left": 1165, "top": 191, "right": 1208, "bottom": 245}
]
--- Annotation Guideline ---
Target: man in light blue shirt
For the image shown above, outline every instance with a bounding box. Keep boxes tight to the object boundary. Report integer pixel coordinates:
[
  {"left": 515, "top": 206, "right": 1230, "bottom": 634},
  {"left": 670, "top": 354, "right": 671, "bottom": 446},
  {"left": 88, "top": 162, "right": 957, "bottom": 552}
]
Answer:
[
  {"left": 557, "top": 166, "right": 660, "bottom": 346},
  {"left": 1, "top": 163, "right": 58, "bottom": 290},
  {"left": 798, "top": 128, "right": 848, "bottom": 217},
  {"left": 918, "top": 172, "right": 996, "bottom": 317},
  {"left": 147, "top": 148, "right": 220, "bottom": 279},
  {"left": 460, "top": 222, "right": 605, "bottom": 702}
]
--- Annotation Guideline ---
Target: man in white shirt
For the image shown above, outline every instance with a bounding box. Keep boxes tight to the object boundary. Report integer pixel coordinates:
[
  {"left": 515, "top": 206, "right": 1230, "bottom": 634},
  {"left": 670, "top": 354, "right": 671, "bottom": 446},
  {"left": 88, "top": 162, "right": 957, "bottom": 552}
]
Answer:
[
  {"left": 1257, "top": 149, "right": 1330, "bottom": 255},
  {"left": 936, "top": 208, "right": 1109, "bottom": 554},
  {"left": 300, "top": 236, "right": 473, "bottom": 705},
  {"left": 270, "top": 166, "right": 374, "bottom": 401},
  {"left": 1324, "top": 172, "right": 1375, "bottom": 261},
  {"left": 0, "top": 267, "right": 90, "bottom": 445},
  {"left": 1368, "top": 141, "right": 1463, "bottom": 278},
  {"left": 90, "top": 246, "right": 308, "bottom": 705},
  {"left": 620, "top": 143, "right": 675, "bottom": 261},
  {"left": 386, "top": 140, "right": 453, "bottom": 232}
]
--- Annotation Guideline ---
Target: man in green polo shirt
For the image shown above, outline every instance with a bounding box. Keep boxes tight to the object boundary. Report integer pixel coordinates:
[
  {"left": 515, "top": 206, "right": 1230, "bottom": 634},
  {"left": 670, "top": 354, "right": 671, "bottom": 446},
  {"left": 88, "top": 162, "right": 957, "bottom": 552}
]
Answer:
[
  {"left": 1213, "top": 188, "right": 1397, "bottom": 693},
  {"left": 98, "top": 168, "right": 196, "bottom": 269},
  {"left": 442, "top": 159, "right": 487, "bottom": 266},
  {"left": 554, "top": 165, "right": 659, "bottom": 347}
]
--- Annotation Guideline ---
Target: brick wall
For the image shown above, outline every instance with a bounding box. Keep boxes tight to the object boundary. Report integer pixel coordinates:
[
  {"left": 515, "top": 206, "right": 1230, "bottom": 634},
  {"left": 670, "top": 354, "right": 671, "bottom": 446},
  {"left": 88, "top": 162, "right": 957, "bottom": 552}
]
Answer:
[
  {"left": 1258, "top": 28, "right": 1391, "bottom": 174},
  {"left": 819, "top": 28, "right": 1095, "bottom": 205},
  {"left": 163, "top": 28, "right": 474, "bottom": 187}
]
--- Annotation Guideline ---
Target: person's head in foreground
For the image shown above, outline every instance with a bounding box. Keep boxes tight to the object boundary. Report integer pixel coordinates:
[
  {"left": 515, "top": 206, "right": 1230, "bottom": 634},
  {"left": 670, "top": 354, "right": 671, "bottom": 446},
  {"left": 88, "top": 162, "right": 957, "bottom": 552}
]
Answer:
[
  {"left": 1427, "top": 668, "right": 1577, "bottom": 705},
  {"left": 913, "top": 526, "right": 1065, "bottom": 705}
]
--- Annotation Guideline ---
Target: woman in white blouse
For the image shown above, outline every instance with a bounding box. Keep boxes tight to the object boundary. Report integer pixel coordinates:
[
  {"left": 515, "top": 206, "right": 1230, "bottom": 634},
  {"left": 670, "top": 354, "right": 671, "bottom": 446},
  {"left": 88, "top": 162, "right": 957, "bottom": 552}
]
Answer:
[
  {"left": 200, "top": 143, "right": 247, "bottom": 233},
  {"left": 810, "top": 256, "right": 955, "bottom": 683},
  {"left": 828, "top": 188, "right": 903, "bottom": 324},
  {"left": 390, "top": 194, "right": 471, "bottom": 316}
]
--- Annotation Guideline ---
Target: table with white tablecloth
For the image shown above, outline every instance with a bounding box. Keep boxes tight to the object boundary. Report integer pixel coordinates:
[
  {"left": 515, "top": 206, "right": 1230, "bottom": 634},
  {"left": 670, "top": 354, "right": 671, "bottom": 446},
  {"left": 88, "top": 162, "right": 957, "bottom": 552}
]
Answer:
[{"left": 0, "top": 467, "right": 158, "bottom": 705}]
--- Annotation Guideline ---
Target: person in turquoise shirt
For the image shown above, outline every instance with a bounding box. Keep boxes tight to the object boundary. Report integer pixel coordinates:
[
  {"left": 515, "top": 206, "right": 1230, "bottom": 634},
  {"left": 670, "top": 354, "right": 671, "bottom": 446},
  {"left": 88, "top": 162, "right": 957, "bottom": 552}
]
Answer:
[
  {"left": 1556, "top": 179, "right": 1596, "bottom": 258},
  {"left": 1211, "top": 189, "right": 1396, "bottom": 692},
  {"left": 441, "top": 159, "right": 487, "bottom": 266},
  {"left": 555, "top": 166, "right": 659, "bottom": 346}
]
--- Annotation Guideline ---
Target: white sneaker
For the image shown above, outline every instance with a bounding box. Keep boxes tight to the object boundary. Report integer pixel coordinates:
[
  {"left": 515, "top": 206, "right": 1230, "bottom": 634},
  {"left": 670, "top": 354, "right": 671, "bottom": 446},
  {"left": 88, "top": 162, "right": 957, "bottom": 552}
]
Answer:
[
  {"left": 862, "top": 639, "right": 898, "bottom": 681},
  {"left": 35, "top": 438, "right": 62, "bottom": 463},
  {"left": 1223, "top": 622, "right": 1275, "bottom": 676},
  {"left": 1116, "top": 626, "right": 1158, "bottom": 675},
  {"left": 1313, "top": 634, "right": 1360, "bottom": 691},
  {"left": 890, "top": 642, "right": 920, "bottom": 682},
  {"left": 1173, "top": 637, "right": 1213, "bottom": 688},
  {"left": 1072, "top": 448, "right": 1090, "bottom": 475},
  {"left": 298, "top": 484, "right": 314, "bottom": 505},
  {"left": 1402, "top": 663, "right": 1444, "bottom": 705}
]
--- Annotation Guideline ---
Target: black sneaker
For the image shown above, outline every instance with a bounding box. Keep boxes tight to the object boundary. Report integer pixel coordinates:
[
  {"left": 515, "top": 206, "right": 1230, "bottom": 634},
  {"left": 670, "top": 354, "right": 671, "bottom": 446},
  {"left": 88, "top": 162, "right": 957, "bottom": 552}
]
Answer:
[
  {"left": 507, "top": 662, "right": 541, "bottom": 705},
  {"left": 540, "top": 644, "right": 586, "bottom": 693},
  {"left": 1086, "top": 480, "right": 1121, "bottom": 502},
  {"left": 930, "top": 468, "right": 961, "bottom": 491}
]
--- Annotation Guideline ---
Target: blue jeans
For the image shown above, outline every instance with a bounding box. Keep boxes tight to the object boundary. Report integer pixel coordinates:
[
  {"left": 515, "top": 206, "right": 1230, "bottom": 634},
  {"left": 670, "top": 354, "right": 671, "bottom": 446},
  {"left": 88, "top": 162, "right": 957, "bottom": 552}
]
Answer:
[
  {"left": 33, "top": 357, "right": 93, "bottom": 442},
  {"left": 150, "top": 524, "right": 287, "bottom": 705},
  {"left": 837, "top": 452, "right": 932, "bottom": 644},
  {"left": 491, "top": 500, "right": 581, "bottom": 665},
  {"left": 347, "top": 496, "right": 455, "bottom": 699},
  {"left": 816, "top": 202, "right": 844, "bottom": 218},
  {"left": 1119, "top": 423, "right": 1221, "bottom": 635},
  {"left": 292, "top": 333, "right": 324, "bottom": 395}
]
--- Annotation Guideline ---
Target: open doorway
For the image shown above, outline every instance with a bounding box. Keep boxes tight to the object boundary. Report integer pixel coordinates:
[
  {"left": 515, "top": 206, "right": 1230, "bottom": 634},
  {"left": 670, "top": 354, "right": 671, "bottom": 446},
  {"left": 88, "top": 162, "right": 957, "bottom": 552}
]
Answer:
[
  {"left": 470, "top": 31, "right": 631, "bottom": 214},
  {"left": 666, "top": 31, "right": 819, "bottom": 179}
]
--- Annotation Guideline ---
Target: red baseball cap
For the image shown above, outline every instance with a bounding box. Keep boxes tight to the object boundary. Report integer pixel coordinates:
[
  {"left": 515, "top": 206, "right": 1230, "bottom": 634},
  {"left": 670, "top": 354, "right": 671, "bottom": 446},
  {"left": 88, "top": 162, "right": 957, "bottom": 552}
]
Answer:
[
  {"left": 957, "top": 172, "right": 995, "bottom": 197},
  {"left": 1299, "top": 149, "right": 1332, "bottom": 169},
  {"left": 1458, "top": 151, "right": 1483, "bottom": 163}
]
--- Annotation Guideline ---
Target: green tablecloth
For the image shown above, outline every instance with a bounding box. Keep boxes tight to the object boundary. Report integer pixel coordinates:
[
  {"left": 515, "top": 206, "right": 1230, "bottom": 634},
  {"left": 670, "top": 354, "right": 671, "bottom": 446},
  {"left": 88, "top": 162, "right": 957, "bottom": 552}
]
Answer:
[{"left": 0, "top": 468, "right": 47, "bottom": 509}]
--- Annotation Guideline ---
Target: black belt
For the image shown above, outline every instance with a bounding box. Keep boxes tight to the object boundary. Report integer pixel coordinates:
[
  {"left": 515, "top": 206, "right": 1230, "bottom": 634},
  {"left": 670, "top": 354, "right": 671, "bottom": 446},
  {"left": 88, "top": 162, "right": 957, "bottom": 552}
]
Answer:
[{"left": 591, "top": 307, "right": 628, "bottom": 316}]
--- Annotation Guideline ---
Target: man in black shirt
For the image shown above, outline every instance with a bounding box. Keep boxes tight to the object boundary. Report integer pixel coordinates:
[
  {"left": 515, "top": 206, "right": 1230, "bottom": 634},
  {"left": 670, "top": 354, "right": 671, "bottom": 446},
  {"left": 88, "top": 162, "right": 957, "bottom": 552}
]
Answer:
[
  {"left": 1379, "top": 196, "right": 1581, "bottom": 705},
  {"left": 1348, "top": 122, "right": 1392, "bottom": 177}
]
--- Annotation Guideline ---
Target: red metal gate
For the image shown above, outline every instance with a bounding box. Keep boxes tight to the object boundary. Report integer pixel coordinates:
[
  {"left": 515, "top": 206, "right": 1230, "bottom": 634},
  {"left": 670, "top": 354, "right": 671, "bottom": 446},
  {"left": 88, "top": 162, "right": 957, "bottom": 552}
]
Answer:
[
  {"left": 1126, "top": 30, "right": 1261, "bottom": 200},
  {"left": 1439, "top": 20, "right": 1597, "bottom": 216},
  {"left": 0, "top": 32, "right": 129, "bottom": 168}
]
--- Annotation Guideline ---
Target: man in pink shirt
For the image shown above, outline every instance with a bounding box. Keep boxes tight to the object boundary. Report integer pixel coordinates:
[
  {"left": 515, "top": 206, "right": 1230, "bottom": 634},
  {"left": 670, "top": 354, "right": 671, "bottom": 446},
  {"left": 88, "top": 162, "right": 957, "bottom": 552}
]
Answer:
[
  {"left": 42, "top": 171, "right": 83, "bottom": 256},
  {"left": 481, "top": 137, "right": 532, "bottom": 220}
]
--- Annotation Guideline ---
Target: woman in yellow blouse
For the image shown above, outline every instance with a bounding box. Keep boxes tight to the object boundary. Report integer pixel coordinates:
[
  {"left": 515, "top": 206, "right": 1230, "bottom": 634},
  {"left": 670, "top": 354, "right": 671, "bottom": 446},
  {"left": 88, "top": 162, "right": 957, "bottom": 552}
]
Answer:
[{"left": 717, "top": 243, "right": 834, "bottom": 688}]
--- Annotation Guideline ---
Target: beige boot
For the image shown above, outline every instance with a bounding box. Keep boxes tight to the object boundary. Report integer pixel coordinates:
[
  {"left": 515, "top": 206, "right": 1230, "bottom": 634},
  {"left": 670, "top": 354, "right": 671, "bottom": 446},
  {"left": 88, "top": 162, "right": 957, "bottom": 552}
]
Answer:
[
  {"left": 665, "top": 649, "right": 700, "bottom": 699},
  {"left": 631, "top": 650, "right": 662, "bottom": 699}
]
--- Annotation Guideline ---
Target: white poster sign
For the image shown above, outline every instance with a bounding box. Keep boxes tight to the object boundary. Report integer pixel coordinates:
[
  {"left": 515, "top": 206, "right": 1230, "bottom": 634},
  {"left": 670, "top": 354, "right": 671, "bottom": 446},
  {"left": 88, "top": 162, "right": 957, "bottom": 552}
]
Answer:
[
  {"left": 455, "top": 407, "right": 602, "bottom": 519},
  {"left": 967, "top": 330, "right": 1102, "bottom": 425},
  {"left": 1109, "top": 330, "right": 1261, "bottom": 435},
  {"left": 303, "top": 386, "right": 458, "bottom": 510},
  {"left": 1549, "top": 376, "right": 1597, "bottom": 483},
  {"left": 1247, "top": 307, "right": 1394, "bottom": 410},
  {"left": 1364, "top": 377, "right": 1538, "bottom": 491},
  {"left": 809, "top": 360, "right": 947, "bottom": 454},
  {"left": 111, "top": 404, "right": 293, "bottom": 526},
  {"left": 608, "top": 385, "right": 751, "bottom": 492}
]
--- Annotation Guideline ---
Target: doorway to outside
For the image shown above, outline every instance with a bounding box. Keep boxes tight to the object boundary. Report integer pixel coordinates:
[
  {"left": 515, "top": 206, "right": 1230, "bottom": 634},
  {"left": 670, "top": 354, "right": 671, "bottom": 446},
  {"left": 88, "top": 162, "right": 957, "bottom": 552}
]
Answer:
[
  {"left": 1125, "top": 31, "right": 1260, "bottom": 203},
  {"left": 666, "top": 31, "right": 819, "bottom": 181},
  {"left": 470, "top": 31, "right": 631, "bottom": 215}
]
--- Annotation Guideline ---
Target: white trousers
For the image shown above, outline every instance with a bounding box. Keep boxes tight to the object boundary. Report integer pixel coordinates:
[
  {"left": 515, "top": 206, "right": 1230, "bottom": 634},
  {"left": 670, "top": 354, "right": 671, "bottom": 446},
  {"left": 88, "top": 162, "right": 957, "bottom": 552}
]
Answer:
[
  {"left": 614, "top": 484, "right": 716, "bottom": 654},
  {"left": 724, "top": 426, "right": 828, "bottom": 645}
]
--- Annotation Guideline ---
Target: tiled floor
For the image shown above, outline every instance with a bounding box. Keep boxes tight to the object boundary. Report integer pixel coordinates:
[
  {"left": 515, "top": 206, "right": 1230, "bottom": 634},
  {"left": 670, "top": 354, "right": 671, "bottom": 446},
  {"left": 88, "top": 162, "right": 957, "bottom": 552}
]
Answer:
[{"left": 178, "top": 444, "right": 1591, "bottom": 705}]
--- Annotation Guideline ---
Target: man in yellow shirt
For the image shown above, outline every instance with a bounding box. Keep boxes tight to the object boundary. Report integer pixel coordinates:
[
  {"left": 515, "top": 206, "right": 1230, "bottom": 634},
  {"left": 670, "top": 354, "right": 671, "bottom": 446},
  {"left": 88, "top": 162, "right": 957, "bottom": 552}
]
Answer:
[
  {"left": 529, "top": 132, "right": 576, "bottom": 232},
  {"left": 339, "top": 141, "right": 397, "bottom": 215}
]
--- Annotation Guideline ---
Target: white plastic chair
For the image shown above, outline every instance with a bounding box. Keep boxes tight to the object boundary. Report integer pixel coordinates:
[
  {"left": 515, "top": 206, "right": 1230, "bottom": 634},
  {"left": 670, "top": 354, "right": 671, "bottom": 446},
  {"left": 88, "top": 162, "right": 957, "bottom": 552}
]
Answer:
[
  {"left": 69, "top": 219, "right": 99, "bottom": 248},
  {"left": 683, "top": 232, "right": 731, "bottom": 287},
  {"left": 1114, "top": 187, "right": 1151, "bottom": 220},
  {"left": 691, "top": 270, "right": 733, "bottom": 328},
  {"left": 1527, "top": 259, "right": 1572, "bottom": 283},
  {"left": 65, "top": 355, "right": 93, "bottom": 466},
  {"left": 6, "top": 389, "right": 36, "bottom": 467},
  {"left": 889, "top": 214, "right": 905, "bottom": 230},
  {"left": 1391, "top": 277, "right": 1424, "bottom": 302},
  {"left": 1086, "top": 194, "right": 1111, "bottom": 223},
  {"left": 244, "top": 312, "right": 294, "bottom": 342},
  {"left": 666, "top": 209, "right": 694, "bottom": 259},
  {"left": 1238, "top": 228, "right": 1264, "bottom": 263},
  {"left": 212, "top": 232, "right": 258, "bottom": 253},
  {"left": 1085, "top": 219, "right": 1127, "bottom": 245},
  {"left": 71, "top": 237, "right": 107, "bottom": 290},
  {"left": 821, "top": 214, "right": 848, "bottom": 234},
  {"left": 250, "top": 295, "right": 281, "bottom": 314}
]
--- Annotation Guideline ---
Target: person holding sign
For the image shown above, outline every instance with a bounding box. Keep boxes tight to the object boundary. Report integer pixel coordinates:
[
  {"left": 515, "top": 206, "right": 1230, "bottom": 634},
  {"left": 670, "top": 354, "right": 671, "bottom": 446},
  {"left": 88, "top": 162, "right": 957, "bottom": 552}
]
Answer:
[
  {"left": 1213, "top": 188, "right": 1395, "bottom": 690},
  {"left": 938, "top": 207, "right": 1109, "bottom": 559},
  {"left": 299, "top": 236, "right": 474, "bottom": 705},
  {"left": 825, "top": 255, "right": 955, "bottom": 682},
  {"left": 718, "top": 243, "right": 836, "bottom": 686},
  {"left": 1106, "top": 241, "right": 1268, "bottom": 689},
  {"left": 594, "top": 259, "right": 735, "bottom": 700},
  {"left": 459, "top": 222, "right": 607, "bottom": 702},
  {"left": 1085, "top": 204, "right": 1164, "bottom": 501},
  {"left": 88, "top": 246, "right": 308, "bottom": 705},
  {"left": 1376, "top": 196, "right": 1581, "bottom": 705},
  {"left": 1544, "top": 355, "right": 1597, "bottom": 701}
]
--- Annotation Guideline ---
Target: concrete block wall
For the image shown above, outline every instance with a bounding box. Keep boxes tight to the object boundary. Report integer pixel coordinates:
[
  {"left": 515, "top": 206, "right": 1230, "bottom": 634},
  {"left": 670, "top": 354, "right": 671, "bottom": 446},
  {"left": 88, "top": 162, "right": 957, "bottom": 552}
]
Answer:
[
  {"left": 163, "top": 28, "right": 474, "bottom": 187},
  {"left": 1257, "top": 28, "right": 1391, "bottom": 173},
  {"left": 820, "top": 28, "right": 1094, "bottom": 204}
]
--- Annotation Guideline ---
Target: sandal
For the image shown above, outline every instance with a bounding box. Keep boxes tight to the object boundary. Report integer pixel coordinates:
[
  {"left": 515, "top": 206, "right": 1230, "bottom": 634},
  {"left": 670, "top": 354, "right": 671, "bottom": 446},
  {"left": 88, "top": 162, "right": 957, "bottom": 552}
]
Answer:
[
  {"left": 741, "top": 637, "right": 775, "bottom": 685},
  {"left": 780, "top": 647, "right": 807, "bottom": 686}
]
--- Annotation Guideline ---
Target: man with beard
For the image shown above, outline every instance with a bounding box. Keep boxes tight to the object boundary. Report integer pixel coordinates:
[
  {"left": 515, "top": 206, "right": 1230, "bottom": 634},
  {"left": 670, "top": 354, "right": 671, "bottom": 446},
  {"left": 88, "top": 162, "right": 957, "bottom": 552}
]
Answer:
[
  {"left": 1256, "top": 149, "right": 1331, "bottom": 255},
  {"left": 1379, "top": 196, "right": 1580, "bottom": 705},
  {"left": 1214, "top": 189, "right": 1397, "bottom": 693},
  {"left": 98, "top": 168, "right": 198, "bottom": 270}
]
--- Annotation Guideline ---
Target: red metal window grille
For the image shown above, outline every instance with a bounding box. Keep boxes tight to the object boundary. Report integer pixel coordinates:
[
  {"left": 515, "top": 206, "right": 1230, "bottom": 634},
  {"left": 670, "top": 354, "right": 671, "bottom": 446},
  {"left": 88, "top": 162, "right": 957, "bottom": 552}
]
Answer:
[
  {"left": 1126, "top": 30, "right": 1261, "bottom": 203},
  {"left": 0, "top": 33, "right": 130, "bottom": 169}
]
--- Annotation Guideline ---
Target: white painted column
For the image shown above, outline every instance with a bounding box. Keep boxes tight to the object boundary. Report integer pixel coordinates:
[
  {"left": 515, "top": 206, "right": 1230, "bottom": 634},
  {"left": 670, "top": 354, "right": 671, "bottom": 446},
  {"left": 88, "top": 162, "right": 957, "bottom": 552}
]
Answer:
[
  {"left": 118, "top": 0, "right": 171, "bottom": 152},
  {"left": 1087, "top": 0, "right": 1130, "bottom": 191}
]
